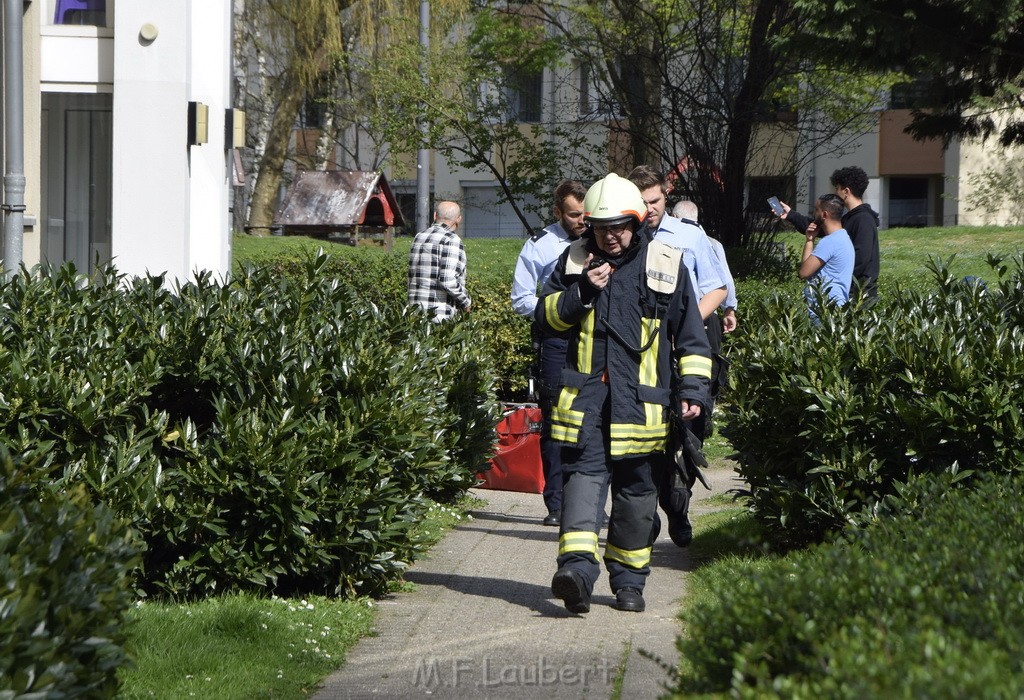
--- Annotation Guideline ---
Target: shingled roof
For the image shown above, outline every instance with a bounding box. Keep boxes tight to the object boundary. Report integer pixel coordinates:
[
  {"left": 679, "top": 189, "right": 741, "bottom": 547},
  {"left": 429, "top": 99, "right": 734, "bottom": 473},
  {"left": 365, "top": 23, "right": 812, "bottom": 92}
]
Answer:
[{"left": 274, "top": 170, "right": 406, "bottom": 233}]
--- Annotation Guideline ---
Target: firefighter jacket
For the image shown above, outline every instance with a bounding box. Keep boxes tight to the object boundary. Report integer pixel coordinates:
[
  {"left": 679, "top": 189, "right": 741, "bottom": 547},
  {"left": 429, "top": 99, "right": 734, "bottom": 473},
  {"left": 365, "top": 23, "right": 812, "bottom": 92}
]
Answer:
[{"left": 535, "top": 227, "right": 712, "bottom": 458}]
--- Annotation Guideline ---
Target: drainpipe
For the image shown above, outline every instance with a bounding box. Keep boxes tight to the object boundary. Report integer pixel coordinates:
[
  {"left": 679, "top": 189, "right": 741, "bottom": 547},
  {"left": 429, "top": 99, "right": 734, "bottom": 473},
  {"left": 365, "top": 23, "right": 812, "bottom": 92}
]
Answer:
[
  {"left": 2, "top": 0, "right": 26, "bottom": 278},
  {"left": 415, "top": 0, "right": 430, "bottom": 233}
]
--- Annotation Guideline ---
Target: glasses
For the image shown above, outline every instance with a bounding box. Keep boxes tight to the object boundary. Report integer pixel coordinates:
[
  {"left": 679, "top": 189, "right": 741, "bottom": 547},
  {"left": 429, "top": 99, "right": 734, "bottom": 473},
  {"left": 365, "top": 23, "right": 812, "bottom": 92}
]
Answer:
[{"left": 594, "top": 223, "right": 630, "bottom": 237}]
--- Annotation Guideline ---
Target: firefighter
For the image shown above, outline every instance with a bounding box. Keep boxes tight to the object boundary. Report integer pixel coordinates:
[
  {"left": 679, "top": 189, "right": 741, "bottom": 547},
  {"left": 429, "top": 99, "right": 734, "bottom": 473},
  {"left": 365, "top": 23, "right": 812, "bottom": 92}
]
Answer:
[{"left": 535, "top": 173, "right": 712, "bottom": 614}]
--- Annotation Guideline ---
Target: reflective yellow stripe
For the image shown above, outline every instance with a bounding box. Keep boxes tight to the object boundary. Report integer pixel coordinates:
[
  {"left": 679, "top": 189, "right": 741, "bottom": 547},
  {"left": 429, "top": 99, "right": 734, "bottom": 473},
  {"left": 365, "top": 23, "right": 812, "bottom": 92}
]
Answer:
[
  {"left": 552, "top": 387, "right": 583, "bottom": 444},
  {"left": 559, "top": 531, "right": 599, "bottom": 556},
  {"left": 610, "top": 436, "right": 668, "bottom": 456},
  {"left": 551, "top": 424, "right": 581, "bottom": 443},
  {"left": 577, "top": 311, "right": 595, "bottom": 374},
  {"left": 678, "top": 354, "right": 712, "bottom": 379},
  {"left": 639, "top": 318, "right": 661, "bottom": 427},
  {"left": 552, "top": 388, "right": 584, "bottom": 426},
  {"left": 545, "top": 292, "right": 572, "bottom": 332},
  {"left": 609, "top": 421, "right": 668, "bottom": 455},
  {"left": 638, "top": 318, "right": 660, "bottom": 387},
  {"left": 609, "top": 423, "right": 669, "bottom": 439},
  {"left": 605, "top": 543, "right": 652, "bottom": 568}
]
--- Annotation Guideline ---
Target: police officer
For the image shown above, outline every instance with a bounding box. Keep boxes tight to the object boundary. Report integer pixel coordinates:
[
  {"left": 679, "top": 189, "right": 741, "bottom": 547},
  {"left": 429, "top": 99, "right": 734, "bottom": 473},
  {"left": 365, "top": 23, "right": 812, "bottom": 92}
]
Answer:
[
  {"left": 511, "top": 180, "right": 588, "bottom": 526},
  {"left": 628, "top": 167, "right": 728, "bottom": 548},
  {"left": 536, "top": 173, "right": 712, "bottom": 614}
]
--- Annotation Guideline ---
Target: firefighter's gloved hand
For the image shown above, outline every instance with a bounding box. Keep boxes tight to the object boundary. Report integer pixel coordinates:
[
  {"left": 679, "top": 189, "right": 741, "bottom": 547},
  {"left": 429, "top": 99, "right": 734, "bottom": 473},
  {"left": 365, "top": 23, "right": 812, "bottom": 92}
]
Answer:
[{"left": 669, "top": 468, "right": 691, "bottom": 513}]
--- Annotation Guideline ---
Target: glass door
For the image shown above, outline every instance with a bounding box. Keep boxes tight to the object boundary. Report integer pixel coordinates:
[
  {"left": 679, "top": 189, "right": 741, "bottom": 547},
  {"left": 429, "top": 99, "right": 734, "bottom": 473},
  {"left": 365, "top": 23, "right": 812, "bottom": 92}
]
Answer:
[{"left": 42, "top": 93, "right": 113, "bottom": 273}]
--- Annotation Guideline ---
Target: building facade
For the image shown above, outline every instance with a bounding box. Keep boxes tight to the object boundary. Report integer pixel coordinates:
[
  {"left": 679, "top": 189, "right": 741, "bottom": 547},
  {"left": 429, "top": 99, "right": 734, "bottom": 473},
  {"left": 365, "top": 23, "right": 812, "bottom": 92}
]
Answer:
[{"left": 2, "top": 0, "right": 235, "bottom": 281}]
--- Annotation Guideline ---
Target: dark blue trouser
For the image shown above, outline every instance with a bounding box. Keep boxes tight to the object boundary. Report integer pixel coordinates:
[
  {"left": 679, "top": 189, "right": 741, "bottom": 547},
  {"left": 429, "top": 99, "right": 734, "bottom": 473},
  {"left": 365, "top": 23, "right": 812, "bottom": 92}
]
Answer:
[
  {"left": 556, "top": 389, "right": 657, "bottom": 594},
  {"left": 538, "top": 334, "right": 568, "bottom": 514}
]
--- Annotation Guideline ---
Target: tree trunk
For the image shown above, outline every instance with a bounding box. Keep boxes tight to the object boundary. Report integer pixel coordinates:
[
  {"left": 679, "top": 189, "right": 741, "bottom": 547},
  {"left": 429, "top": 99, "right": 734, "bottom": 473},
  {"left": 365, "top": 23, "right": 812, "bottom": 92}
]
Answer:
[
  {"left": 720, "top": 0, "right": 783, "bottom": 247},
  {"left": 314, "top": 109, "right": 336, "bottom": 170},
  {"left": 247, "top": 83, "right": 306, "bottom": 232}
]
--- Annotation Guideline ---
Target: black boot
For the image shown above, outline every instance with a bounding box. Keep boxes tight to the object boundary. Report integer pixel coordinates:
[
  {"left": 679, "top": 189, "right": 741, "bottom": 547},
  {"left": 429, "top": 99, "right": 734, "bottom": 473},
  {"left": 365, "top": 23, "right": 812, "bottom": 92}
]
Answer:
[
  {"left": 614, "top": 587, "right": 645, "bottom": 612},
  {"left": 551, "top": 568, "right": 591, "bottom": 614}
]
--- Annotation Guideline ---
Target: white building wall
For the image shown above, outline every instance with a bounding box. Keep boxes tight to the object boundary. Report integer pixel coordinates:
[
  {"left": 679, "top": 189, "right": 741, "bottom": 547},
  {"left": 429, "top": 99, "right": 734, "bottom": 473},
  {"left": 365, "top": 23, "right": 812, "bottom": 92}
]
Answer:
[
  {"left": 111, "top": 1, "right": 231, "bottom": 282},
  {"left": 954, "top": 134, "right": 1024, "bottom": 226},
  {"left": 186, "top": 2, "right": 232, "bottom": 275}
]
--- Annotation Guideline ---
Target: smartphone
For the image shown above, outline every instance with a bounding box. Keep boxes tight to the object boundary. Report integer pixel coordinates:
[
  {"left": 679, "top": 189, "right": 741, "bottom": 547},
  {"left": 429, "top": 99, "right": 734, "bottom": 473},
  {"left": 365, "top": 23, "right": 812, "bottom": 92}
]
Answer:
[{"left": 767, "top": 196, "right": 785, "bottom": 216}]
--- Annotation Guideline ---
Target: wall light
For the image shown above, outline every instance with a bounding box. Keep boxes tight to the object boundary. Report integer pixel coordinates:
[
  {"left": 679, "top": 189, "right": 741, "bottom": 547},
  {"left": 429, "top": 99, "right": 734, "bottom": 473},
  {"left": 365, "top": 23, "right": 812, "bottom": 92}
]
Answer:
[
  {"left": 188, "top": 101, "right": 209, "bottom": 145},
  {"left": 225, "top": 108, "right": 246, "bottom": 149}
]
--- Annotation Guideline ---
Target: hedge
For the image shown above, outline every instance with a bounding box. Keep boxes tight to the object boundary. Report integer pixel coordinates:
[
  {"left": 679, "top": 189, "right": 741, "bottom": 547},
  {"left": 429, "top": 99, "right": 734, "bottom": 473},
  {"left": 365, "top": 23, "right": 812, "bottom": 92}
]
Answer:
[
  {"left": 1, "top": 451, "right": 140, "bottom": 698},
  {"left": 673, "top": 472, "right": 1024, "bottom": 697},
  {"left": 0, "top": 255, "right": 498, "bottom": 600},
  {"left": 722, "top": 256, "right": 1024, "bottom": 547}
]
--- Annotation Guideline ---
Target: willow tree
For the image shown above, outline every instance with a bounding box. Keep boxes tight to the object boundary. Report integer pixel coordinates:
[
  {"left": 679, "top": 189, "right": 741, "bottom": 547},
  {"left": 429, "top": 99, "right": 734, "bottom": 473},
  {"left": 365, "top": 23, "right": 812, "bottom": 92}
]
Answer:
[
  {"left": 237, "top": 0, "right": 347, "bottom": 232},
  {"left": 237, "top": 0, "right": 479, "bottom": 231}
]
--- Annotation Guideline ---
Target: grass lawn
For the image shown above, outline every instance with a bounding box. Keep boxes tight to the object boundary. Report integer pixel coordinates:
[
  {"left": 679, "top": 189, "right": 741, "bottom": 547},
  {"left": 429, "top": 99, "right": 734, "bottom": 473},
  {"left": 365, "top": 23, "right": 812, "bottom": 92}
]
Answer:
[
  {"left": 879, "top": 225, "right": 1024, "bottom": 281},
  {"left": 116, "top": 499, "right": 478, "bottom": 699},
  {"left": 235, "top": 224, "right": 1024, "bottom": 288}
]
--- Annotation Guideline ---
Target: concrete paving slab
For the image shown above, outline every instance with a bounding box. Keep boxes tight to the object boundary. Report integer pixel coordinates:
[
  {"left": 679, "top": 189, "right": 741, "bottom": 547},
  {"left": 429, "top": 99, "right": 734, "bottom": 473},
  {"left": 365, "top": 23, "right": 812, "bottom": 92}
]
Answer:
[{"left": 312, "top": 464, "right": 743, "bottom": 700}]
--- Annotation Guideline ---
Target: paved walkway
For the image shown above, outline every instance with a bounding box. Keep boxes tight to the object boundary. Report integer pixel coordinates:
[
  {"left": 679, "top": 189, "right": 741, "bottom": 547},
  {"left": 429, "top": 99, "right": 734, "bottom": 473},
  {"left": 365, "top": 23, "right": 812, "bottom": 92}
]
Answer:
[{"left": 313, "top": 463, "right": 742, "bottom": 699}]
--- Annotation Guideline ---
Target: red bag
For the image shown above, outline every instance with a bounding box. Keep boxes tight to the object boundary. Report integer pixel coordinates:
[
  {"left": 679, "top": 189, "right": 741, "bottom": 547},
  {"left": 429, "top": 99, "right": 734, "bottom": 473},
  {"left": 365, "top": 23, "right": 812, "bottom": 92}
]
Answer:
[{"left": 477, "top": 405, "right": 545, "bottom": 493}]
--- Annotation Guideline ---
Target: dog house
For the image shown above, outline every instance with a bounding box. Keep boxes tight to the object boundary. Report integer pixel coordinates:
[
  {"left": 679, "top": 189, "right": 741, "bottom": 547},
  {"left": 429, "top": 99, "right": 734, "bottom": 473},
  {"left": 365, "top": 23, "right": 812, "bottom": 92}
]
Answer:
[{"left": 274, "top": 170, "right": 406, "bottom": 249}]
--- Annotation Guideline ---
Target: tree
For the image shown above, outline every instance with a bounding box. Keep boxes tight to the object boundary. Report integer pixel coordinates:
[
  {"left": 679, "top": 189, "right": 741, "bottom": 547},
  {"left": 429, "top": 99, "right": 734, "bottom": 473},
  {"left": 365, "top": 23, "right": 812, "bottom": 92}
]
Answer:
[
  {"left": 236, "top": 0, "right": 346, "bottom": 233},
  {"left": 788, "top": 0, "right": 1024, "bottom": 147},
  {"left": 353, "top": 6, "right": 606, "bottom": 232},
  {"left": 503, "top": 0, "right": 899, "bottom": 246}
]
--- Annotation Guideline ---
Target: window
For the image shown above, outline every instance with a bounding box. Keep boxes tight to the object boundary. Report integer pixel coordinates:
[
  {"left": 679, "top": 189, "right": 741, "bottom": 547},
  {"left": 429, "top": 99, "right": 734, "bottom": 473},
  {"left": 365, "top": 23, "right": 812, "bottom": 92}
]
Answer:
[
  {"left": 889, "top": 76, "right": 939, "bottom": 110},
  {"left": 53, "top": 0, "right": 107, "bottom": 26},
  {"left": 300, "top": 95, "right": 326, "bottom": 129},
  {"left": 578, "top": 61, "right": 620, "bottom": 119},
  {"left": 503, "top": 67, "right": 543, "bottom": 122},
  {"left": 746, "top": 176, "right": 795, "bottom": 213}
]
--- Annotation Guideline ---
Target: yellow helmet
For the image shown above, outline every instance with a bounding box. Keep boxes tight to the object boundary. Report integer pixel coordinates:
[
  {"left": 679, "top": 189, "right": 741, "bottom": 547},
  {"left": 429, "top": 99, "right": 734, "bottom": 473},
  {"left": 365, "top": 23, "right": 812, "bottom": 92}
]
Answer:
[{"left": 583, "top": 173, "right": 646, "bottom": 228}]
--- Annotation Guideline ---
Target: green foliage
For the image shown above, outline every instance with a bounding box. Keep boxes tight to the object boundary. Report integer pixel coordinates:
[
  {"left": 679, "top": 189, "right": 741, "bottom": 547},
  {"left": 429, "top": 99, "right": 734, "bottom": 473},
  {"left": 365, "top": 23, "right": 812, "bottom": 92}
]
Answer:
[
  {"left": 723, "top": 255, "right": 1024, "bottom": 547},
  {"left": 1, "top": 451, "right": 141, "bottom": 698},
  {"left": 358, "top": 5, "right": 604, "bottom": 226},
  {"left": 239, "top": 236, "right": 536, "bottom": 399},
  {"left": 0, "top": 256, "right": 498, "bottom": 600},
  {"left": 673, "top": 473, "right": 1024, "bottom": 697},
  {"left": 787, "top": 0, "right": 1024, "bottom": 146}
]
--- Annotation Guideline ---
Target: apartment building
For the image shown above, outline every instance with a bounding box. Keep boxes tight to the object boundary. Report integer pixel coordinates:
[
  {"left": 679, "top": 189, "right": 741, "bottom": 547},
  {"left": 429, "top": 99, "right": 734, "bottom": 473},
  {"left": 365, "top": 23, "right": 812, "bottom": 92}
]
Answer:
[{"left": 383, "top": 72, "right": 1021, "bottom": 237}]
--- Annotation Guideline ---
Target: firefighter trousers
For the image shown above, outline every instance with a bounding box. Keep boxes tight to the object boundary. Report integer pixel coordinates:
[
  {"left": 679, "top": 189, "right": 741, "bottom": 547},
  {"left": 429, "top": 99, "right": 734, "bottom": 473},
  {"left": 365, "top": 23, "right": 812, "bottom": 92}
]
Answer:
[
  {"left": 556, "top": 391, "right": 658, "bottom": 594},
  {"left": 537, "top": 334, "right": 569, "bottom": 514}
]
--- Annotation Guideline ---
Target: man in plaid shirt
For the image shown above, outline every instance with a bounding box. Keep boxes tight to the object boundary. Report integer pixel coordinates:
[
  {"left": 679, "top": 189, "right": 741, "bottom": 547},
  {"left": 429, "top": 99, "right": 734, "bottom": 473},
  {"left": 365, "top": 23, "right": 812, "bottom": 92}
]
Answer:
[{"left": 407, "top": 201, "right": 472, "bottom": 321}]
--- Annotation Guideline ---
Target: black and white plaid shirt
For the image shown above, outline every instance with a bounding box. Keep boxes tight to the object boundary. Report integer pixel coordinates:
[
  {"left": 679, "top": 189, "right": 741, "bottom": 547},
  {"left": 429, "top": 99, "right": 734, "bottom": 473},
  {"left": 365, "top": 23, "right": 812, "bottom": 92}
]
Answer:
[{"left": 407, "top": 223, "right": 470, "bottom": 321}]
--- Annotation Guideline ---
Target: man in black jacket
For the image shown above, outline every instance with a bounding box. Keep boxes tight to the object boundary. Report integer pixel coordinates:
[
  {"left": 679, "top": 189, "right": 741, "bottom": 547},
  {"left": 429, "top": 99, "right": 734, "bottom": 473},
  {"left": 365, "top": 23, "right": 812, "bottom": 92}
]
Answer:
[{"left": 779, "top": 166, "right": 880, "bottom": 301}]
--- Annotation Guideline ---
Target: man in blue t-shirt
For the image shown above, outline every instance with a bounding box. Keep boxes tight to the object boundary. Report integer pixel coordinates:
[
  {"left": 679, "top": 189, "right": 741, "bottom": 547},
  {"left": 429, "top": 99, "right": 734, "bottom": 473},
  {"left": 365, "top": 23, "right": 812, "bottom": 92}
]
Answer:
[{"left": 799, "top": 193, "right": 854, "bottom": 315}]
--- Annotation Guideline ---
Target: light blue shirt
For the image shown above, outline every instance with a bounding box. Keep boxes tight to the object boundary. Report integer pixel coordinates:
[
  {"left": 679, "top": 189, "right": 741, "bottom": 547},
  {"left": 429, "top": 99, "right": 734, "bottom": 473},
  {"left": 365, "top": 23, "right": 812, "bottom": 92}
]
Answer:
[
  {"left": 804, "top": 228, "right": 855, "bottom": 307},
  {"left": 651, "top": 215, "right": 726, "bottom": 299},
  {"left": 510, "top": 222, "right": 576, "bottom": 317},
  {"left": 707, "top": 235, "right": 738, "bottom": 311}
]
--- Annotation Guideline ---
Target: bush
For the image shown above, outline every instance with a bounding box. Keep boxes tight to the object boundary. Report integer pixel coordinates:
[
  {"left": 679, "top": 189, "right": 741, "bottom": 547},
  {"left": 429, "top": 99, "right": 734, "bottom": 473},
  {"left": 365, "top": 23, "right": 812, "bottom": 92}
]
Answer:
[
  {"left": 239, "top": 238, "right": 535, "bottom": 400},
  {"left": 723, "top": 256, "right": 1024, "bottom": 547},
  {"left": 0, "top": 256, "right": 498, "bottom": 600},
  {"left": 674, "top": 472, "right": 1024, "bottom": 697},
  {"left": 0, "top": 451, "right": 141, "bottom": 698}
]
